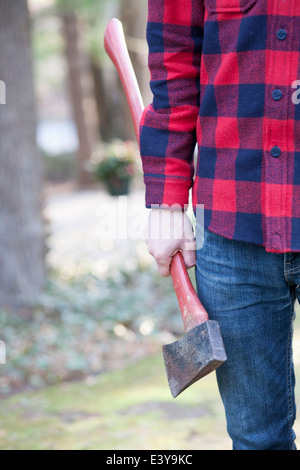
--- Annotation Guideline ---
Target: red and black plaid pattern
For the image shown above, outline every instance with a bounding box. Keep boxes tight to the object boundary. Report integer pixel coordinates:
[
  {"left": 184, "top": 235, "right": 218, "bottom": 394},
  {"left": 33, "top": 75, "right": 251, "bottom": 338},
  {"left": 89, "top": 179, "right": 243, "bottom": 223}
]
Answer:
[{"left": 140, "top": 0, "right": 300, "bottom": 253}]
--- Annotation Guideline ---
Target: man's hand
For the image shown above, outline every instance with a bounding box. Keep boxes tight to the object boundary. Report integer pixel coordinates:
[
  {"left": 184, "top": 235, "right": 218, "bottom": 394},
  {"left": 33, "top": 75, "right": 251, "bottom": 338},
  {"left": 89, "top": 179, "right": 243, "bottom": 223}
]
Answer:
[{"left": 144, "top": 208, "right": 197, "bottom": 276}]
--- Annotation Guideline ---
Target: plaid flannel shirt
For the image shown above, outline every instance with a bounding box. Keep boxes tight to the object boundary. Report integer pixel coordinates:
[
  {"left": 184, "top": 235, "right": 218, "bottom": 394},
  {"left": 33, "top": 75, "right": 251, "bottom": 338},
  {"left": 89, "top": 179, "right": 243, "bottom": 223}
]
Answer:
[{"left": 139, "top": 0, "right": 300, "bottom": 253}]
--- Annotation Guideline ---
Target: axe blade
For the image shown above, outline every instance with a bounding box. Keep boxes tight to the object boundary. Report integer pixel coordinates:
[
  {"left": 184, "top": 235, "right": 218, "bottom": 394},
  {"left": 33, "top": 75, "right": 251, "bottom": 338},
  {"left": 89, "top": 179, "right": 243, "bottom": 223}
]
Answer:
[{"left": 163, "top": 321, "right": 227, "bottom": 398}]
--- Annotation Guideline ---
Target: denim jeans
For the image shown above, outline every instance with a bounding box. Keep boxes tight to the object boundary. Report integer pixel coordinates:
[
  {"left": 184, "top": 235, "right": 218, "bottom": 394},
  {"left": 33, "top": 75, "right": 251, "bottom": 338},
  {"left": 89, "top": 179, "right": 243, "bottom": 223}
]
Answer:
[{"left": 195, "top": 226, "right": 299, "bottom": 450}]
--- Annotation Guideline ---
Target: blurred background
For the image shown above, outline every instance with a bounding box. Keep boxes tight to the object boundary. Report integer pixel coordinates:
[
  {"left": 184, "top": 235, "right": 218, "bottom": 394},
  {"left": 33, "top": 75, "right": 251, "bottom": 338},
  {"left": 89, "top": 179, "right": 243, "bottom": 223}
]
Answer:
[{"left": 0, "top": 0, "right": 299, "bottom": 450}]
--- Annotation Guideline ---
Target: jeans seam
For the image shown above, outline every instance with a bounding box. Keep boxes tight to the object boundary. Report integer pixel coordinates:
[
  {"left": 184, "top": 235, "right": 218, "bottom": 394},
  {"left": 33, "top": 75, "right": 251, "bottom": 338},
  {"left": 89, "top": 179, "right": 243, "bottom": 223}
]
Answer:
[
  {"left": 284, "top": 253, "right": 296, "bottom": 448},
  {"left": 285, "top": 267, "right": 300, "bottom": 275},
  {"left": 286, "top": 307, "right": 296, "bottom": 449},
  {"left": 284, "top": 255, "right": 298, "bottom": 286},
  {"left": 284, "top": 253, "right": 300, "bottom": 284}
]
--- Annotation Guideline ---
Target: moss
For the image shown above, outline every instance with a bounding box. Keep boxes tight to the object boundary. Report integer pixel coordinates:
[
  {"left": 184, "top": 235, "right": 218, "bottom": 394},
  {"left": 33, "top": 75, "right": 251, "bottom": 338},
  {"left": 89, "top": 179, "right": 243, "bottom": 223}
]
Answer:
[{"left": 0, "top": 354, "right": 232, "bottom": 450}]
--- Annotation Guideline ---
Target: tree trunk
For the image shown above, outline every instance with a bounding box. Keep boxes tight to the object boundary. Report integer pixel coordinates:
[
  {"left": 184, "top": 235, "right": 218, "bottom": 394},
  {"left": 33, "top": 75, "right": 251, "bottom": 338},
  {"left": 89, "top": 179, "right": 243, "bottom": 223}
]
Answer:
[
  {"left": 117, "top": 0, "right": 150, "bottom": 140},
  {"left": 62, "top": 12, "right": 92, "bottom": 186},
  {"left": 0, "top": 0, "right": 45, "bottom": 309},
  {"left": 121, "top": 0, "right": 151, "bottom": 105},
  {"left": 91, "top": 60, "right": 129, "bottom": 142}
]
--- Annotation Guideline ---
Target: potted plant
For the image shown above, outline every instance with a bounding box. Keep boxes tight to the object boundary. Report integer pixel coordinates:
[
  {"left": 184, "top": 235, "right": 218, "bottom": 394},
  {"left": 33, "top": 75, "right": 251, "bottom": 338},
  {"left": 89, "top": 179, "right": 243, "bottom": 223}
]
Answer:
[{"left": 92, "top": 140, "right": 138, "bottom": 196}]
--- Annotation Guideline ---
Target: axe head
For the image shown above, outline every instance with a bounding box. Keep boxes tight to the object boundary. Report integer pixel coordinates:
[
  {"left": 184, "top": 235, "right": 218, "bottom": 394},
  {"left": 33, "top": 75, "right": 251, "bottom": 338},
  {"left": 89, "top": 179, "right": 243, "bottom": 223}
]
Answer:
[{"left": 163, "top": 320, "right": 227, "bottom": 398}]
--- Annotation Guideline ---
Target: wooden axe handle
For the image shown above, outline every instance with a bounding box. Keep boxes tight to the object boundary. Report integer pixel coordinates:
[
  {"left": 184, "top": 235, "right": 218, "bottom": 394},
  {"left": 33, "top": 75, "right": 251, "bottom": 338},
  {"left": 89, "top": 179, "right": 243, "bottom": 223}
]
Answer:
[
  {"left": 104, "top": 18, "right": 143, "bottom": 142},
  {"left": 104, "top": 18, "right": 209, "bottom": 332}
]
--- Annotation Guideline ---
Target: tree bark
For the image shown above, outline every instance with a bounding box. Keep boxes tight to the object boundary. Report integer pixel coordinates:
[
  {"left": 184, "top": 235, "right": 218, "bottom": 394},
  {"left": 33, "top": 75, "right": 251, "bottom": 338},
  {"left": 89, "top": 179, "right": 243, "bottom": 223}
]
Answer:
[
  {"left": 117, "top": 0, "right": 150, "bottom": 140},
  {"left": 0, "top": 0, "right": 45, "bottom": 309},
  {"left": 120, "top": 0, "right": 151, "bottom": 105},
  {"left": 62, "top": 12, "right": 92, "bottom": 186},
  {"left": 91, "top": 60, "right": 129, "bottom": 142}
]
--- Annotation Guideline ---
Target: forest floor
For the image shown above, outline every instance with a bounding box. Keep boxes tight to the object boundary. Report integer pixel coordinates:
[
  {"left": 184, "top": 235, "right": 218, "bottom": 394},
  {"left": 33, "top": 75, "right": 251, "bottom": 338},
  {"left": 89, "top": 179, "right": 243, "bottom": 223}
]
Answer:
[
  {"left": 0, "top": 183, "right": 299, "bottom": 450},
  {"left": 0, "top": 348, "right": 299, "bottom": 450},
  {"left": 0, "top": 354, "right": 233, "bottom": 450}
]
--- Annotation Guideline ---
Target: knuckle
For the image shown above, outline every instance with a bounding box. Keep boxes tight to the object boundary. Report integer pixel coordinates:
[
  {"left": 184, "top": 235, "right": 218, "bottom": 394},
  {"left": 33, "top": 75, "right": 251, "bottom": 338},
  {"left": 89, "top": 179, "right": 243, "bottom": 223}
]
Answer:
[
  {"left": 155, "top": 253, "right": 168, "bottom": 263},
  {"left": 148, "top": 246, "right": 168, "bottom": 261}
]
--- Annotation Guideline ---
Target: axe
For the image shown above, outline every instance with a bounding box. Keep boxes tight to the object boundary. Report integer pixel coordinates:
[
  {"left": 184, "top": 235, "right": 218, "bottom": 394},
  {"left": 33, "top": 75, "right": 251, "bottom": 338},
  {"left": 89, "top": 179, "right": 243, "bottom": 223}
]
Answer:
[{"left": 104, "top": 18, "right": 227, "bottom": 398}]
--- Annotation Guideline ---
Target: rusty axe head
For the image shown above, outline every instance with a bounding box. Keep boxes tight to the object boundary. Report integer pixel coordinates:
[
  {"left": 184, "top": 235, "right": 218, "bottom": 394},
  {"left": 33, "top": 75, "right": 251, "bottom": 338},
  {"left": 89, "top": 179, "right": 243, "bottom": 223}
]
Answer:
[
  {"left": 163, "top": 252, "right": 227, "bottom": 398},
  {"left": 163, "top": 320, "right": 227, "bottom": 398}
]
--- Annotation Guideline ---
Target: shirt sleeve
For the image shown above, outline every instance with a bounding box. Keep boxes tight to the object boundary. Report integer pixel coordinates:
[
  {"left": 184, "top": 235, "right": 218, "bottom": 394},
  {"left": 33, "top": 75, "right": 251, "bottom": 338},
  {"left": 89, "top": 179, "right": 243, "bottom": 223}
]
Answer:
[{"left": 139, "top": 0, "right": 204, "bottom": 209}]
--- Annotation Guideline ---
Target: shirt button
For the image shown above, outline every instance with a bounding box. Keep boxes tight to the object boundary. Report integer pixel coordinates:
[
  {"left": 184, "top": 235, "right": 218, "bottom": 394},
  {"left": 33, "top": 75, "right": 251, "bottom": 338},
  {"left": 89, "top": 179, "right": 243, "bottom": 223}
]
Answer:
[
  {"left": 271, "top": 146, "right": 281, "bottom": 158},
  {"left": 272, "top": 89, "right": 283, "bottom": 101},
  {"left": 277, "top": 29, "right": 287, "bottom": 40}
]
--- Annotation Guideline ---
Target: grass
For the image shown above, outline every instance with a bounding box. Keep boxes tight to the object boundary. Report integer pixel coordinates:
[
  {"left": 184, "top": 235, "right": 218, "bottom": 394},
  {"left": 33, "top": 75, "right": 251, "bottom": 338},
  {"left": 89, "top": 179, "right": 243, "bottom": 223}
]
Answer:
[
  {"left": 0, "top": 267, "right": 182, "bottom": 396},
  {"left": 0, "top": 274, "right": 299, "bottom": 451},
  {"left": 0, "top": 343, "right": 300, "bottom": 451},
  {"left": 0, "top": 354, "right": 230, "bottom": 450}
]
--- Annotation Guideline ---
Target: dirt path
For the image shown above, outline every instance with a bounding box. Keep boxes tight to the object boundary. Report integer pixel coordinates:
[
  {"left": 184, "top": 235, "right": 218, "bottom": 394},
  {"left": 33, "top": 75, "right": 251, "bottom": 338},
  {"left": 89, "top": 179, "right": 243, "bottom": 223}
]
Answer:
[{"left": 44, "top": 186, "right": 152, "bottom": 277}]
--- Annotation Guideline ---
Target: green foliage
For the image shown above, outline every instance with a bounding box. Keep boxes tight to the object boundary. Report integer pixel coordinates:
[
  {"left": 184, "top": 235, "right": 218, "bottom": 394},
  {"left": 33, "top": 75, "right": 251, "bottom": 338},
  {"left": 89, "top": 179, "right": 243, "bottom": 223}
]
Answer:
[
  {"left": 0, "top": 265, "right": 182, "bottom": 396},
  {"left": 56, "top": 0, "right": 110, "bottom": 16},
  {"left": 31, "top": 0, "right": 122, "bottom": 68},
  {"left": 55, "top": 0, "right": 121, "bottom": 63},
  {"left": 92, "top": 140, "right": 138, "bottom": 183}
]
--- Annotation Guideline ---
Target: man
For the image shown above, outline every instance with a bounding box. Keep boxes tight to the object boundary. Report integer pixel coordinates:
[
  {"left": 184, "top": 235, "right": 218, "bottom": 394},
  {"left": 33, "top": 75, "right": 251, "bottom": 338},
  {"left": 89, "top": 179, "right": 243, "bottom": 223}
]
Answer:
[{"left": 139, "top": 0, "right": 300, "bottom": 450}]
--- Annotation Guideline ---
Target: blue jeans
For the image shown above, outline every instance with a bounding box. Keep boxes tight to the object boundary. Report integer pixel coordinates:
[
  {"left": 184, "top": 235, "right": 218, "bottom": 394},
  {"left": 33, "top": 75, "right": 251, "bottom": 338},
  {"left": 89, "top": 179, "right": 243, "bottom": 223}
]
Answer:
[{"left": 195, "top": 227, "right": 299, "bottom": 450}]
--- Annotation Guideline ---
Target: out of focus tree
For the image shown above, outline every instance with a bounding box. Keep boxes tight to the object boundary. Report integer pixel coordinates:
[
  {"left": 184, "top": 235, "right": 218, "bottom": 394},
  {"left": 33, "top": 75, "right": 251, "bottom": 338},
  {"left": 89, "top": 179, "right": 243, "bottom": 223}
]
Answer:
[
  {"left": 119, "top": 0, "right": 150, "bottom": 139},
  {"left": 56, "top": 0, "right": 97, "bottom": 185},
  {"left": 57, "top": 0, "right": 149, "bottom": 143},
  {"left": 90, "top": 0, "right": 150, "bottom": 142},
  {"left": 61, "top": 11, "right": 92, "bottom": 185},
  {"left": 0, "top": 0, "right": 45, "bottom": 309},
  {"left": 31, "top": 0, "right": 149, "bottom": 179},
  {"left": 120, "top": 0, "right": 150, "bottom": 105},
  {"left": 56, "top": 0, "right": 128, "bottom": 181}
]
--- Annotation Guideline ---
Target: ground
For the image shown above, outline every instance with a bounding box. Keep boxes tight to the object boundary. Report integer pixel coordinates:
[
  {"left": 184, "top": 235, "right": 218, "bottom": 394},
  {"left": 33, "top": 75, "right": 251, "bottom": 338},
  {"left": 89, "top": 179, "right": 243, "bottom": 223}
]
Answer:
[
  {"left": 0, "top": 355, "right": 232, "bottom": 450},
  {"left": 44, "top": 182, "right": 152, "bottom": 278},
  {"left": 0, "top": 184, "right": 299, "bottom": 450}
]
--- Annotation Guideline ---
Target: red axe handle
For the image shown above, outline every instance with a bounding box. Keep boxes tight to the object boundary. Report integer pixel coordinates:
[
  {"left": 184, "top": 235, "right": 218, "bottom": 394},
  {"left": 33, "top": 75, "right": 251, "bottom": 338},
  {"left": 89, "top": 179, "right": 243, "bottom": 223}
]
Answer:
[
  {"left": 104, "top": 18, "right": 209, "bottom": 332},
  {"left": 104, "top": 18, "right": 143, "bottom": 143}
]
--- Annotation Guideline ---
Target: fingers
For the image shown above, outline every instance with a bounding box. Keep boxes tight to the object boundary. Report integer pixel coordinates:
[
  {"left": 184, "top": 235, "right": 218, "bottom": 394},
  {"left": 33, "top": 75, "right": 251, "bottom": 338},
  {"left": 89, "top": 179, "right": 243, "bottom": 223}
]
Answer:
[
  {"left": 145, "top": 209, "right": 197, "bottom": 276},
  {"left": 154, "top": 247, "right": 196, "bottom": 277},
  {"left": 147, "top": 243, "right": 174, "bottom": 276},
  {"left": 156, "top": 255, "right": 174, "bottom": 277},
  {"left": 148, "top": 241, "right": 196, "bottom": 276},
  {"left": 182, "top": 243, "right": 197, "bottom": 269}
]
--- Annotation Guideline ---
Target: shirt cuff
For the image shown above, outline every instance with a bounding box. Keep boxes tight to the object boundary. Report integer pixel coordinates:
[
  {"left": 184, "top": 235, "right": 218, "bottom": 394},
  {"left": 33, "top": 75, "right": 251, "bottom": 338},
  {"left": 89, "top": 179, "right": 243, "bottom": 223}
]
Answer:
[{"left": 144, "top": 176, "right": 192, "bottom": 211}]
